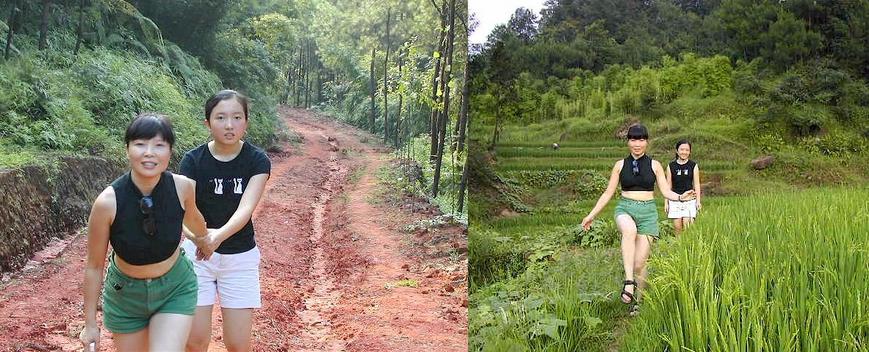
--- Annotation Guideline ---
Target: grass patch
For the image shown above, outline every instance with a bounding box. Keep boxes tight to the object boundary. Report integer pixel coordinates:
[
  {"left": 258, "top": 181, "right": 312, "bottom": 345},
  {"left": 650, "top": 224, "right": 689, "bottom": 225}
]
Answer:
[
  {"left": 386, "top": 279, "right": 419, "bottom": 289},
  {"left": 623, "top": 188, "right": 869, "bottom": 351}
]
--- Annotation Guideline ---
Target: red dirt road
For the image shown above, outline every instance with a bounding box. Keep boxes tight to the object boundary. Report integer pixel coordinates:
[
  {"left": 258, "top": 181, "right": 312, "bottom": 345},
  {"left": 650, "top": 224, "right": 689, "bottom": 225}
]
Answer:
[{"left": 0, "top": 108, "right": 467, "bottom": 351}]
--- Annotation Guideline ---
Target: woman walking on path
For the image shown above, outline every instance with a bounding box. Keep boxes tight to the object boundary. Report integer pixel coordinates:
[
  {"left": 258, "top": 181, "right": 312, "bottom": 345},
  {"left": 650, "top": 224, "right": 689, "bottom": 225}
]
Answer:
[
  {"left": 665, "top": 140, "right": 701, "bottom": 235},
  {"left": 79, "top": 114, "right": 208, "bottom": 351},
  {"left": 180, "top": 90, "right": 271, "bottom": 352},
  {"left": 580, "top": 124, "right": 694, "bottom": 315}
]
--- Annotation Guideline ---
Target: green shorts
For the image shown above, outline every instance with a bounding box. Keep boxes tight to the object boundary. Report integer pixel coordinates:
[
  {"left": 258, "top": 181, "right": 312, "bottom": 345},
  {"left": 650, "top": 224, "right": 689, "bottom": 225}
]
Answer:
[
  {"left": 102, "top": 250, "right": 198, "bottom": 334},
  {"left": 614, "top": 198, "right": 659, "bottom": 237}
]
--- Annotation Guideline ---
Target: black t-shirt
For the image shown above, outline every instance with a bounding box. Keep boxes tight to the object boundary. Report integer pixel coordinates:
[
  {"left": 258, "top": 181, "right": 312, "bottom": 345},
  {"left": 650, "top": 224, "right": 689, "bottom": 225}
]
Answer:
[
  {"left": 180, "top": 142, "right": 271, "bottom": 254},
  {"left": 669, "top": 159, "right": 697, "bottom": 194}
]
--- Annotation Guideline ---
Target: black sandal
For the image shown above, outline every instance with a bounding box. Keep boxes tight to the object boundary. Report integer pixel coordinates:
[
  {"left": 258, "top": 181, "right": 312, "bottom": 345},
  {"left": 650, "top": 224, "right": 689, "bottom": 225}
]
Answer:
[{"left": 621, "top": 279, "right": 637, "bottom": 305}]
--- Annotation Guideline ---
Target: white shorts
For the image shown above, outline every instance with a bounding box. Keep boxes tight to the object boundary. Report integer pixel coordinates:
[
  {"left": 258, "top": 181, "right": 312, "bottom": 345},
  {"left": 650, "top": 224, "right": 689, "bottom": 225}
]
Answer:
[
  {"left": 667, "top": 199, "right": 697, "bottom": 219},
  {"left": 182, "top": 240, "right": 262, "bottom": 309}
]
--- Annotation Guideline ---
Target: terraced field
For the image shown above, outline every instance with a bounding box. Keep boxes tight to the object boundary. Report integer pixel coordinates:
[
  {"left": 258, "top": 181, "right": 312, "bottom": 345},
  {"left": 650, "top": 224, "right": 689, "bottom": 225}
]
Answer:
[{"left": 494, "top": 142, "right": 743, "bottom": 177}]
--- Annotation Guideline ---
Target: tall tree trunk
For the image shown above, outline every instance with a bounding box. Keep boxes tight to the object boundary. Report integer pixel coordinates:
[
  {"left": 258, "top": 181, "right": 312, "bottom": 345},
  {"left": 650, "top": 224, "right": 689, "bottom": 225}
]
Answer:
[
  {"left": 456, "top": 147, "right": 468, "bottom": 213},
  {"left": 4, "top": 1, "right": 19, "bottom": 60},
  {"left": 283, "top": 66, "right": 292, "bottom": 105},
  {"left": 491, "top": 91, "right": 502, "bottom": 148},
  {"left": 284, "top": 47, "right": 295, "bottom": 105},
  {"left": 382, "top": 7, "right": 391, "bottom": 141},
  {"left": 455, "top": 54, "right": 469, "bottom": 153},
  {"left": 429, "top": 0, "right": 447, "bottom": 162},
  {"left": 38, "top": 0, "right": 51, "bottom": 50},
  {"left": 394, "top": 48, "right": 404, "bottom": 148},
  {"left": 304, "top": 41, "right": 311, "bottom": 108},
  {"left": 316, "top": 61, "right": 322, "bottom": 105},
  {"left": 369, "top": 48, "right": 376, "bottom": 133},
  {"left": 73, "top": 0, "right": 85, "bottom": 55},
  {"left": 295, "top": 43, "right": 304, "bottom": 106},
  {"left": 432, "top": 0, "right": 456, "bottom": 198}
]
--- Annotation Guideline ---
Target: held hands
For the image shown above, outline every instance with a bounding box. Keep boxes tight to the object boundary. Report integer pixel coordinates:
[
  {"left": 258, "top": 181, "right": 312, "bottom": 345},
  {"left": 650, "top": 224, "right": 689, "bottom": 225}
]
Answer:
[
  {"left": 581, "top": 215, "right": 594, "bottom": 231},
  {"left": 678, "top": 190, "right": 696, "bottom": 201},
  {"left": 193, "top": 229, "right": 221, "bottom": 260},
  {"left": 79, "top": 325, "right": 99, "bottom": 351}
]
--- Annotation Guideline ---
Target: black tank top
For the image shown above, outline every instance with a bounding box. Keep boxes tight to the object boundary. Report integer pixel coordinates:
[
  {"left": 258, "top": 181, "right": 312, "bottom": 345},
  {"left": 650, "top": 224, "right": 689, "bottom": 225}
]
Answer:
[
  {"left": 109, "top": 171, "right": 184, "bottom": 265},
  {"left": 620, "top": 154, "right": 655, "bottom": 191},
  {"left": 669, "top": 159, "right": 697, "bottom": 194}
]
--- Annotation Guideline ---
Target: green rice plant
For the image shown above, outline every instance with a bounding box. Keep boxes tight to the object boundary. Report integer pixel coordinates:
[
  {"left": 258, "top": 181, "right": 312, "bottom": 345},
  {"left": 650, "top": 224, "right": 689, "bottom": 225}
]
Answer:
[{"left": 623, "top": 188, "right": 869, "bottom": 351}]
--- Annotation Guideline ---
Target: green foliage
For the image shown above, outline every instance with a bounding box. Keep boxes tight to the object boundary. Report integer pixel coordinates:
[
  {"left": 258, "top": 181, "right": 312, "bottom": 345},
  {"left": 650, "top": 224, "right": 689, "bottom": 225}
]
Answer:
[
  {"left": 470, "top": 245, "right": 628, "bottom": 352},
  {"left": 0, "top": 47, "right": 218, "bottom": 162},
  {"left": 623, "top": 189, "right": 869, "bottom": 351}
]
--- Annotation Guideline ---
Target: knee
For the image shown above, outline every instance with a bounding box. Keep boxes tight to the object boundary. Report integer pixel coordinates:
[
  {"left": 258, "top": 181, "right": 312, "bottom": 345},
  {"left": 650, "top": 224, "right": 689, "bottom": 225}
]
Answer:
[
  {"left": 224, "top": 341, "right": 251, "bottom": 352},
  {"left": 185, "top": 335, "right": 210, "bottom": 352}
]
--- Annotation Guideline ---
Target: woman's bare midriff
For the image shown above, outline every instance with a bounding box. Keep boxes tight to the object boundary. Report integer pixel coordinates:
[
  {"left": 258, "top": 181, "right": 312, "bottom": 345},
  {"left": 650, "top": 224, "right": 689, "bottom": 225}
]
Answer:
[
  {"left": 621, "top": 190, "right": 655, "bottom": 201},
  {"left": 114, "top": 248, "right": 181, "bottom": 279}
]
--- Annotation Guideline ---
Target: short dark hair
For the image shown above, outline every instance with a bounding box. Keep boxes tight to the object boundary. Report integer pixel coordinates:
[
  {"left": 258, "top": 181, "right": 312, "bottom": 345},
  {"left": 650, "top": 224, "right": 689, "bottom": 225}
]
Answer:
[
  {"left": 627, "top": 124, "right": 649, "bottom": 140},
  {"left": 675, "top": 139, "right": 691, "bottom": 150},
  {"left": 205, "top": 89, "right": 249, "bottom": 121},
  {"left": 125, "top": 113, "right": 175, "bottom": 147}
]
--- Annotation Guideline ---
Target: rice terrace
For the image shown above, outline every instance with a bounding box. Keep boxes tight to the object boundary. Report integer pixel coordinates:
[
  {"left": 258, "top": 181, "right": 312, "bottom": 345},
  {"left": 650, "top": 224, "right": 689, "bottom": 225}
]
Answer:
[{"left": 467, "top": 0, "right": 868, "bottom": 351}]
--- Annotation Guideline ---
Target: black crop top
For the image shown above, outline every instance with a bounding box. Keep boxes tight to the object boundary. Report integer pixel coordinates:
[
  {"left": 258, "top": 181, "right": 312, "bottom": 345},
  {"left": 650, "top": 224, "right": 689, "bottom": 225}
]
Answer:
[
  {"left": 109, "top": 171, "right": 184, "bottom": 265},
  {"left": 620, "top": 154, "right": 655, "bottom": 191},
  {"left": 669, "top": 159, "right": 697, "bottom": 194}
]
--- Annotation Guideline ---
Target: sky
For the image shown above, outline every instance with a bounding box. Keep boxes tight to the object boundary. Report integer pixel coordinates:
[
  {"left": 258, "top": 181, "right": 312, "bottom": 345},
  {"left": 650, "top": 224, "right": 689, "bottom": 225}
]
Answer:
[{"left": 468, "top": 0, "right": 547, "bottom": 45}]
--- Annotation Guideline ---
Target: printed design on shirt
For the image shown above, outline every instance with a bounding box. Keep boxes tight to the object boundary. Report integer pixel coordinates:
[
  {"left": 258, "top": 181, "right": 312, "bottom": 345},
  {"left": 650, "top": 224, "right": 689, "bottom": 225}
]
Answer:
[
  {"left": 232, "top": 178, "right": 244, "bottom": 194},
  {"left": 213, "top": 178, "right": 223, "bottom": 194},
  {"left": 211, "top": 178, "right": 245, "bottom": 195}
]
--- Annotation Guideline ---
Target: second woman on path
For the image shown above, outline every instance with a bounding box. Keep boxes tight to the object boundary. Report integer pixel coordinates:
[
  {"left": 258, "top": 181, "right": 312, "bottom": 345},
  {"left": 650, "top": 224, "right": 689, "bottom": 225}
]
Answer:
[
  {"left": 665, "top": 140, "right": 701, "bottom": 235},
  {"left": 181, "top": 90, "right": 271, "bottom": 352},
  {"left": 580, "top": 124, "right": 694, "bottom": 316}
]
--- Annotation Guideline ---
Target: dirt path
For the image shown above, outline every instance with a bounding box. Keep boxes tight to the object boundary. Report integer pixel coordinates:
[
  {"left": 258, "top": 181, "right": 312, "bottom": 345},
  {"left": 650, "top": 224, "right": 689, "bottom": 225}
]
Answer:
[{"left": 0, "top": 108, "right": 467, "bottom": 351}]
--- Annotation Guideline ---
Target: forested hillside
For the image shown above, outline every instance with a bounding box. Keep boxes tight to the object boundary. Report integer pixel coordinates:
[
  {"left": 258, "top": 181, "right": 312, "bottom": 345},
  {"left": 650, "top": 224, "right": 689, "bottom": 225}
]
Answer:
[
  {"left": 471, "top": 0, "right": 867, "bottom": 157},
  {"left": 1, "top": 1, "right": 469, "bottom": 184}
]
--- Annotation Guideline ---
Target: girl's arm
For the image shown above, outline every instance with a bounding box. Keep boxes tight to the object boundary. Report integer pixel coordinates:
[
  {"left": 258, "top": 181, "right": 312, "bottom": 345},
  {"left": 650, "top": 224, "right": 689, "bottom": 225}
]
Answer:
[
  {"left": 198, "top": 173, "right": 269, "bottom": 257},
  {"left": 176, "top": 175, "right": 207, "bottom": 240},
  {"left": 79, "top": 187, "right": 114, "bottom": 349},
  {"left": 693, "top": 164, "right": 701, "bottom": 209},
  {"left": 653, "top": 160, "right": 692, "bottom": 201},
  {"left": 664, "top": 164, "right": 672, "bottom": 212},
  {"left": 581, "top": 160, "right": 623, "bottom": 230}
]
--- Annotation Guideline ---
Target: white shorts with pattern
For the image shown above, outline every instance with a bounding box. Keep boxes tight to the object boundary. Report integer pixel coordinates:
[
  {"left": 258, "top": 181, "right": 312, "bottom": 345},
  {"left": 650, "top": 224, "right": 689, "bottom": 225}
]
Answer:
[
  {"left": 182, "top": 240, "right": 262, "bottom": 309},
  {"left": 667, "top": 199, "right": 698, "bottom": 219}
]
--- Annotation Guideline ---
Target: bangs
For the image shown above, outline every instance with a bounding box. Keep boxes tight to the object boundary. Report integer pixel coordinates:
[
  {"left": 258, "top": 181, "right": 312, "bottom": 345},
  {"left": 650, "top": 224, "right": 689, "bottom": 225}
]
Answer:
[
  {"left": 627, "top": 124, "right": 649, "bottom": 140},
  {"left": 125, "top": 113, "right": 175, "bottom": 147}
]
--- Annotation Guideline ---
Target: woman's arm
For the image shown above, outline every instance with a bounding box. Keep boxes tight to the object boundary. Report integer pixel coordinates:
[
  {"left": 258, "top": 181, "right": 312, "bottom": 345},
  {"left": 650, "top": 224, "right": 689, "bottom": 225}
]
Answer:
[
  {"left": 581, "top": 160, "right": 623, "bottom": 230},
  {"left": 198, "top": 173, "right": 269, "bottom": 256},
  {"left": 654, "top": 160, "right": 692, "bottom": 201},
  {"left": 664, "top": 164, "right": 672, "bottom": 212},
  {"left": 79, "top": 187, "right": 114, "bottom": 349},
  {"left": 693, "top": 164, "right": 701, "bottom": 209}
]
